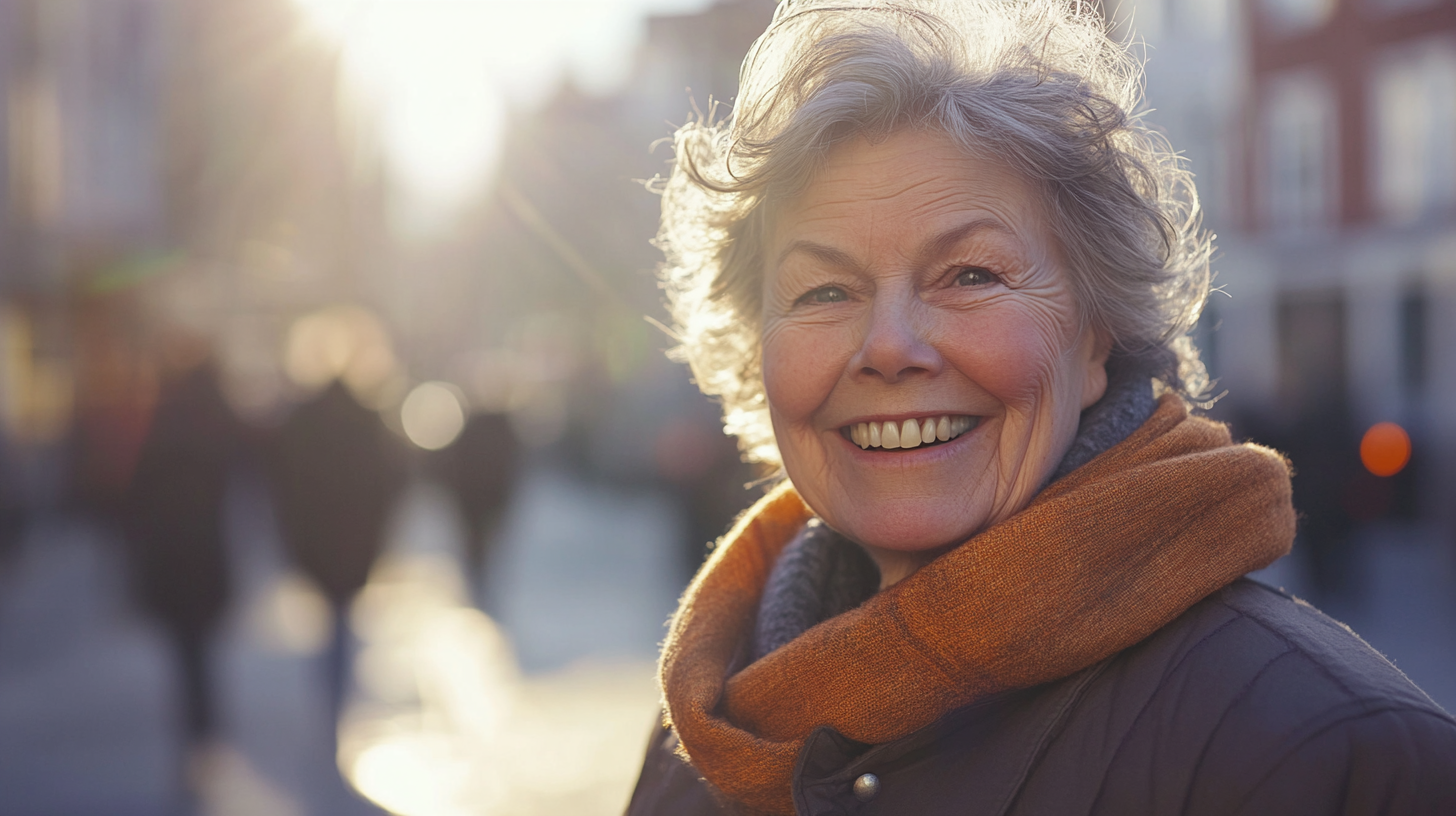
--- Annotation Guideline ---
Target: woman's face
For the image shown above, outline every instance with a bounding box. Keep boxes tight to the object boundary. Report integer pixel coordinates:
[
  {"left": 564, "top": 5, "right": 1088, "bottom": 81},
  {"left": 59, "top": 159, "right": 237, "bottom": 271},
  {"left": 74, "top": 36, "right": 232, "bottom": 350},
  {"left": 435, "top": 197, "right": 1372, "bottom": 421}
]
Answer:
[{"left": 761, "top": 129, "right": 1110, "bottom": 576}]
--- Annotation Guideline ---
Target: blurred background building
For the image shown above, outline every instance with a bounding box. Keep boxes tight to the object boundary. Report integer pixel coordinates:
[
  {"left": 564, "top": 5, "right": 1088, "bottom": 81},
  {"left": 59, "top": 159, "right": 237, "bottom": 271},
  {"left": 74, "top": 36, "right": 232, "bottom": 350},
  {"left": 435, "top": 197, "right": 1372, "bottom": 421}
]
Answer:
[
  {"left": 0, "top": 0, "right": 1452, "bottom": 814},
  {"left": 1111, "top": 0, "right": 1455, "bottom": 605}
]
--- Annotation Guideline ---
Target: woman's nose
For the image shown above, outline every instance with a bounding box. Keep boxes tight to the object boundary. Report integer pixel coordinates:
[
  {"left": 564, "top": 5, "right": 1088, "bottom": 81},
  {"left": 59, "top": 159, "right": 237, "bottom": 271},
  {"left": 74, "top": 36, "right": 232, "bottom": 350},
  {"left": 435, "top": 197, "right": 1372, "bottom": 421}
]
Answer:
[{"left": 850, "top": 298, "right": 941, "bottom": 383}]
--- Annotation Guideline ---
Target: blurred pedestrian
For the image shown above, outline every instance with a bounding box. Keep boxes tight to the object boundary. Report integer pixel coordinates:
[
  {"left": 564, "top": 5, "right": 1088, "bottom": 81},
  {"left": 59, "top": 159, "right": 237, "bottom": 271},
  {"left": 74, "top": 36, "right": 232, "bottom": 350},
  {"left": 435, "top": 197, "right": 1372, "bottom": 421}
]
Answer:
[
  {"left": 0, "top": 429, "right": 27, "bottom": 573},
  {"left": 652, "top": 410, "right": 756, "bottom": 582},
  {"left": 1283, "top": 403, "right": 1365, "bottom": 606},
  {"left": 433, "top": 411, "right": 520, "bottom": 610},
  {"left": 266, "top": 380, "right": 406, "bottom": 732},
  {"left": 120, "top": 352, "right": 240, "bottom": 801},
  {"left": 66, "top": 295, "right": 160, "bottom": 530}
]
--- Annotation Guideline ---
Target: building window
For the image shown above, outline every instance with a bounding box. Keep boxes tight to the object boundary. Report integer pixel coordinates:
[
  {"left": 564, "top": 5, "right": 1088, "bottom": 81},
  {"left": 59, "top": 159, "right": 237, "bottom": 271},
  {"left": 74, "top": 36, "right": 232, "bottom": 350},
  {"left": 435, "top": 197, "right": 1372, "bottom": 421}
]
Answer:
[
  {"left": 1259, "top": 0, "right": 1334, "bottom": 32},
  {"left": 77, "top": 0, "right": 164, "bottom": 235},
  {"left": 1364, "top": 0, "right": 1440, "bottom": 17},
  {"left": 1372, "top": 39, "right": 1456, "bottom": 224},
  {"left": 1262, "top": 70, "right": 1338, "bottom": 233},
  {"left": 1400, "top": 284, "right": 1427, "bottom": 395},
  {"left": 1277, "top": 289, "right": 1347, "bottom": 413}
]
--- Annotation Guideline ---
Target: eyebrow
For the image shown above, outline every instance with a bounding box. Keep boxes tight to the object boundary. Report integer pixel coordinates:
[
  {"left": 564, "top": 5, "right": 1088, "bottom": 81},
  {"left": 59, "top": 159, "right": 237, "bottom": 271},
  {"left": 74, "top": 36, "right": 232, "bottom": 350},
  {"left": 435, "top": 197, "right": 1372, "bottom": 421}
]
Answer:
[
  {"left": 917, "top": 218, "right": 1012, "bottom": 261},
  {"left": 774, "top": 218, "right": 1012, "bottom": 272},
  {"left": 774, "top": 239, "right": 861, "bottom": 272}
]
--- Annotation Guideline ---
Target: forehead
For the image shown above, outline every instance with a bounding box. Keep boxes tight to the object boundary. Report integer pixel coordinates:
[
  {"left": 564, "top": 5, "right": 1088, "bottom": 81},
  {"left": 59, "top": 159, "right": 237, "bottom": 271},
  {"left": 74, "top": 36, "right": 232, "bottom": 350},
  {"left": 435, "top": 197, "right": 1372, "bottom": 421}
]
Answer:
[{"left": 768, "top": 129, "right": 1048, "bottom": 254}]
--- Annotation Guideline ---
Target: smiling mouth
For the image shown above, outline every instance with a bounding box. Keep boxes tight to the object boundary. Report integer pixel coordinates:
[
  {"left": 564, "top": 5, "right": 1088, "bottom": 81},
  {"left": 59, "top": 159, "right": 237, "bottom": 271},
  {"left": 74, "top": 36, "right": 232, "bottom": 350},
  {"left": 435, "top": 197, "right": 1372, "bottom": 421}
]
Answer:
[{"left": 841, "top": 415, "right": 981, "bottom": 451}]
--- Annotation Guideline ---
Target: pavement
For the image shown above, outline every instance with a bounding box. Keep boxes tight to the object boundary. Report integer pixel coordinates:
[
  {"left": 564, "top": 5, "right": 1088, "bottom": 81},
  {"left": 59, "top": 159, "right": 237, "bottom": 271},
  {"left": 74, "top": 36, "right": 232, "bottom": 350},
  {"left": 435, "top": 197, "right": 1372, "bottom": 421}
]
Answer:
[
  {"left": 0, "top": 463, "right": 682, "bottom": 816},
  {"left": 1, "top": 464, "right": 1453, "bottom": 816}
]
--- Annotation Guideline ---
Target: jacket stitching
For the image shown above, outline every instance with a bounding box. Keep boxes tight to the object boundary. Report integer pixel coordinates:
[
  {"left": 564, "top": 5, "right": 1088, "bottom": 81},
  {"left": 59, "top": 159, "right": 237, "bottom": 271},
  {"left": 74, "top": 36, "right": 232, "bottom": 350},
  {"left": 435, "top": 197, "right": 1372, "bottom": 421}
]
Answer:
[
  {"left": 1086, "top": 609, "right": 1268, "bottom": 813},
  {"left": 996, "top": 659, "right": 1114, "bottom": 816},
  {"left": 1223, "top": 591, "right": 1415, "bottom": 708},
  {"left": 1221, "top": 590, "right": 1456, "bottom": 725},
  {"left": 1177, "top": 648, "right": 1292, "bottom": 816},
  {"left": 1229, "top": 707, "right": 1454, "bottom": 814}
]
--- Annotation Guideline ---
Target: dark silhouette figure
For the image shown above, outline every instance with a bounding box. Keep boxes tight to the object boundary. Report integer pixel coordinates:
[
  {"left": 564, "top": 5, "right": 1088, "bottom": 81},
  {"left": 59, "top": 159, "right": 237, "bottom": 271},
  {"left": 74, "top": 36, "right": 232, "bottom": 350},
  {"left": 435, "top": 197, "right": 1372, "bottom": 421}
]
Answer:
[
  {"left": 433, "top": 412, "right": 520, "bottom": 609},
  {"left": 653, "top": 412, "right": 757, "bottom": 582},
  {"left": 121, "top": 361, "right": 240, "bottom": 766},
  {"left": 267, "top": 381, "right": 406, "bottom": 730},
  {"left": 0, "top": 431, "right": 27, "bottom": 572},
  {"left": 1277, "top": 405, "right": 1365, "bottom": 606}
]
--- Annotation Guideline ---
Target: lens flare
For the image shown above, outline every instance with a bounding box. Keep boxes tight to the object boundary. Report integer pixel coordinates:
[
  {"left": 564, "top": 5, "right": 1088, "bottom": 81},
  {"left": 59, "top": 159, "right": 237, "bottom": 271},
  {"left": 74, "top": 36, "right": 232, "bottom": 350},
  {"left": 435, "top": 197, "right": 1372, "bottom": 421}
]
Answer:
[
  {"left": 401, "top": 381, "right": 467, "bottom": 450},
  {"left": 1360, "top": 422, "right": 1411, "bottom": 477}
]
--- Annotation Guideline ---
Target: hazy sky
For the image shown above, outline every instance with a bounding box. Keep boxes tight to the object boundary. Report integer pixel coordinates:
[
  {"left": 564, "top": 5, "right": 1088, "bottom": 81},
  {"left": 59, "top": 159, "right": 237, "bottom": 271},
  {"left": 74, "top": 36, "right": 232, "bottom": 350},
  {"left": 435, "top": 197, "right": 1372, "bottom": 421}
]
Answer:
[{"left": 291, "top": 0, "right": 716, "bottom": 227}]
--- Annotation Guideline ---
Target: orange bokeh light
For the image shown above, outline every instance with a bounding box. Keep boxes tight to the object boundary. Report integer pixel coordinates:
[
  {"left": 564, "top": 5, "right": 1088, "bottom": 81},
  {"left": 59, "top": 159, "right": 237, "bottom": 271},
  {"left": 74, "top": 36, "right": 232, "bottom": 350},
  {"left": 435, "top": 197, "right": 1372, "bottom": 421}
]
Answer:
[{"left": 1360, "top": 422, "right": 1411, "bottom": 477}]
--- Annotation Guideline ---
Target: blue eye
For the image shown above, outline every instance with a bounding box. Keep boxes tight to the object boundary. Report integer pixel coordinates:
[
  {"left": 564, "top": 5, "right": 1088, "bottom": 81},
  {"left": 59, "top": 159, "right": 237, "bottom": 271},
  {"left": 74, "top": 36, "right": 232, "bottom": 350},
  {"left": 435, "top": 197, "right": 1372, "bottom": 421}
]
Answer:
[
  {"left": 797, "top": 286, "right": 848, "bottom": 305},
  {"left": 954, "top": 266, "right": 996, "bottom": 287}
]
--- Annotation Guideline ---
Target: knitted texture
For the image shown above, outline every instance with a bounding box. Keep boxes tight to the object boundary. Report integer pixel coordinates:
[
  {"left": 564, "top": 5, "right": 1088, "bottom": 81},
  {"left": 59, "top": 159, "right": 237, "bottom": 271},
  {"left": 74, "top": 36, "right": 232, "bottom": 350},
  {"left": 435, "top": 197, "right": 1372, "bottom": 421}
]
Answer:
[
  {"left": 752, "top": 519, "right": 879, "bottom": 661},
  {"left": 658, "top": 395, "right": 1296, "bottom": 815},
  {"left": 1049, "top": 355, "right": 1159, "bottom": 482}
]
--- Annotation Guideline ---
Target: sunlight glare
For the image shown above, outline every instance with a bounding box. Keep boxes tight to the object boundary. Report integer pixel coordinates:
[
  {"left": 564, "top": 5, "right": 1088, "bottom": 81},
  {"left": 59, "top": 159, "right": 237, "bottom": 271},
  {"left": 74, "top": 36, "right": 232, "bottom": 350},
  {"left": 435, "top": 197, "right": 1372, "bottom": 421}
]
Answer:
[
  {"left": 291, "top": 0, "right": 507, "bottom": 218},
  {"left": 349, "top": 732, "right": 478, "bottom": 816},
  {"left": 289, "top": 0, "right": 714, "bottom": 225},
  {"left": 339, "top": 546, "right": 663, "bottom": 815}
]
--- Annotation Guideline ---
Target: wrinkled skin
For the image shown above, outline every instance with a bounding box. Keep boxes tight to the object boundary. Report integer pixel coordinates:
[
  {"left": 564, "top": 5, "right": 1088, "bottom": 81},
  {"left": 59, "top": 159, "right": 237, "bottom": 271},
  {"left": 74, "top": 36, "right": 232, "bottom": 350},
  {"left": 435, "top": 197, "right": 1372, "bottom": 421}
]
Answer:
[{"left": 761, "top": 129, "right": 1110, "bottom": 586}]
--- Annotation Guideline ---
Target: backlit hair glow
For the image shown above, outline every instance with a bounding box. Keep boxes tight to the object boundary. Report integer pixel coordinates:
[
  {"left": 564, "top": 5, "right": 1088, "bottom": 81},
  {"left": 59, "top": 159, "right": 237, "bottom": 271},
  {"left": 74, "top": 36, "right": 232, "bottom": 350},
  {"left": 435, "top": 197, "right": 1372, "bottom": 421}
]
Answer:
[{"left": 657, "top": 0, "right": 1212, "bottom": 465}]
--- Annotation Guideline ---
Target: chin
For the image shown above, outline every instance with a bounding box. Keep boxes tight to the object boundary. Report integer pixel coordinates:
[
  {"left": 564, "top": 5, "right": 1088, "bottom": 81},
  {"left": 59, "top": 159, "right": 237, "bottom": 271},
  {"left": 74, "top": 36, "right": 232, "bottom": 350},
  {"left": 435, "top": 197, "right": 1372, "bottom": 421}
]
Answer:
[{"left": 825, "top": 502, "right": 987, "bottom": 555}]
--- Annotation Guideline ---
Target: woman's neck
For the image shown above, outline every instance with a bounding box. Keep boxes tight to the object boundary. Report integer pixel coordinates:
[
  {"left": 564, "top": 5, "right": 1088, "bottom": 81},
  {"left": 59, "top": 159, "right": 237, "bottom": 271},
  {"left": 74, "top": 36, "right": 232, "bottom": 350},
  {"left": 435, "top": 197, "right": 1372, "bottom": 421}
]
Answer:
[{"left": 857, "top": 541, "right": 954, "bottom": 589}]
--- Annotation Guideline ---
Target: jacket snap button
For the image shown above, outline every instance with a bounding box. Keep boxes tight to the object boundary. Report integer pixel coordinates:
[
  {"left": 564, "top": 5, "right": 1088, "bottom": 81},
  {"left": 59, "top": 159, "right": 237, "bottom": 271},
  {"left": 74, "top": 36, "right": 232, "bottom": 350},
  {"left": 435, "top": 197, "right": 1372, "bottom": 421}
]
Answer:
[{"left": 853, "top": 773, "right": 880, "bottom": 802}]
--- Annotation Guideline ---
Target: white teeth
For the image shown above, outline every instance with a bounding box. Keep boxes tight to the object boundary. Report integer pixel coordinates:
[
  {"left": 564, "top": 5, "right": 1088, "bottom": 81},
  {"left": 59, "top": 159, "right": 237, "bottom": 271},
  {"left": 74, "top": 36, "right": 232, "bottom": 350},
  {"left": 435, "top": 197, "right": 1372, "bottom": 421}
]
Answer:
[
  {"left": 900, "top": 418, "right": 920, "bottom": 449},
  {"left": 882, "top": 421, "right": 901, "bottom": 448},
  {"left": 848, "top": 414, "right": 978, "bottom": 451}
]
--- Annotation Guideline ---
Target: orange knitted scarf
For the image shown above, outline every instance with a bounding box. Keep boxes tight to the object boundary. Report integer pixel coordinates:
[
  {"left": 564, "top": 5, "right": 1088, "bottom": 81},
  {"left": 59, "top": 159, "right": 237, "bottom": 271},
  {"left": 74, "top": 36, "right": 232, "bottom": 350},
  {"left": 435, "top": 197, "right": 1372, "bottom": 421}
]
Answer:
[{"left": 659, "top": 396, "right": 1295, "bottom": 815}]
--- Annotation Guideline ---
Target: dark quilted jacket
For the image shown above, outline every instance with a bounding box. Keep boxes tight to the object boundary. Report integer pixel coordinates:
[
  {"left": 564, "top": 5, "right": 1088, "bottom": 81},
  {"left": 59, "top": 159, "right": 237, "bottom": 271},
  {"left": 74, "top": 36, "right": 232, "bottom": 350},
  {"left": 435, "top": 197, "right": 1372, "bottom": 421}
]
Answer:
[{"left": 627, "top": 578, "right": 1456, "bottom": 815}]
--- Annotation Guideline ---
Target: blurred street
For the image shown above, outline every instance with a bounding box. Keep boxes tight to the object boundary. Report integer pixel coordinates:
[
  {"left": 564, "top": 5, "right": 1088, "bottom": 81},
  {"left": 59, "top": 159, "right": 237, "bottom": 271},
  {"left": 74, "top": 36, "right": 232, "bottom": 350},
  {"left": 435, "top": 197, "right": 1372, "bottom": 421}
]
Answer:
[
  {"left": 0, "top": 461, "right": 685, "bottom": 816},
  {"left": 3, "top": 457, "right": 1456, "bottom": 816}
]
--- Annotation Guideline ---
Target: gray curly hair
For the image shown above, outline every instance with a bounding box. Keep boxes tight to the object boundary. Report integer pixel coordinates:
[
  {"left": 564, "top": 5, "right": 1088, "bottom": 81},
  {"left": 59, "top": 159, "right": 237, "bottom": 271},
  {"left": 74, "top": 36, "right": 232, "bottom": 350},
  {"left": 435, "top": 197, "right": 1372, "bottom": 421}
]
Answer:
[{"left": 657, "top": 0, "right": 1212, "bottom": 465}]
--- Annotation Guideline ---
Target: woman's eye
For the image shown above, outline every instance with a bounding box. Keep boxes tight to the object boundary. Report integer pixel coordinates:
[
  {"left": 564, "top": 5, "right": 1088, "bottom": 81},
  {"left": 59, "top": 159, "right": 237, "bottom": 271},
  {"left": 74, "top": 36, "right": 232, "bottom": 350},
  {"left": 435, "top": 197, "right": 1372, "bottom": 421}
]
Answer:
[
  {"left": 953, "top": 266, "right": 996, "bottom": 287},
  {"left": 796, "top": 285, "right": 848, "bottom": 305}
]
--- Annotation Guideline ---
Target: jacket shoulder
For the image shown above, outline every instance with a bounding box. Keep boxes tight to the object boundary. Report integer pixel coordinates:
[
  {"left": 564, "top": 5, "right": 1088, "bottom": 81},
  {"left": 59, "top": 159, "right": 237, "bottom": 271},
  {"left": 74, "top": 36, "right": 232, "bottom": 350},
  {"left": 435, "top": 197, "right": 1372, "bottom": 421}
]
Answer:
[
  {"left": 1020, "top": 578, "right": 1456, "bottom": 815},
  {"left": 1214, "top": 578, "right": 1446, "bottom": 711},
  {"left": 1187, "top": 579, "right": 1456, "bottom": 814}
]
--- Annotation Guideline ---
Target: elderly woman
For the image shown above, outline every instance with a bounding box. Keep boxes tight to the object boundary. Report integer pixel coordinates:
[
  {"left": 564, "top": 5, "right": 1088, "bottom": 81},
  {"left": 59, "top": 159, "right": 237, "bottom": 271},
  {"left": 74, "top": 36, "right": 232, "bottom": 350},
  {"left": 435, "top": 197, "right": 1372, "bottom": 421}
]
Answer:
[{"left": 627, "top": 1, "right": 1456, "bottom": 814}]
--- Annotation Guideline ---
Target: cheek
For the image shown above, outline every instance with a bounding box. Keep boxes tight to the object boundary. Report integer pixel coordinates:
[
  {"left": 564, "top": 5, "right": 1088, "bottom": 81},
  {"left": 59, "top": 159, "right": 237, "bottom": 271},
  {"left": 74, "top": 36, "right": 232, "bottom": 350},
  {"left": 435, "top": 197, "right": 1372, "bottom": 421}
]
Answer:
[
  {"left": 761, "top": 323, "right": 847, "bottom": 422},
  {"left": 942, "top": 308, "right": 1074, "bottom": 407}
]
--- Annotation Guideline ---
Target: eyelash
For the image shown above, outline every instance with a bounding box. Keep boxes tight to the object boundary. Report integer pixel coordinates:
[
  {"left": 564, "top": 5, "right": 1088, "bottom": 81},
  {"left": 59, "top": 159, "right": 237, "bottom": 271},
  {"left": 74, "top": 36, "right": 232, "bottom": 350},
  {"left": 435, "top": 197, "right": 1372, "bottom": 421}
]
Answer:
[
  {"left": 792, "top": 266, "right": 998, "bottom": 307},
  {"left": 794, "top": 285, "right": 849, "bottom": 306},
  {"left": 953, "top": 266, "right": 998, "bottom": 287}
]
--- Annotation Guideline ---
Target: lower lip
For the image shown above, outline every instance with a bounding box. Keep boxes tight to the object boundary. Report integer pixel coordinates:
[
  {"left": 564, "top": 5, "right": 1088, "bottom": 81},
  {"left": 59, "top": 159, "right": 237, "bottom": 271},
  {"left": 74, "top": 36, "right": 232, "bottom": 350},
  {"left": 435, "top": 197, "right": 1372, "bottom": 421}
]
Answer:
[{"left": 838, "top": 421, "right": 982, "bottom": 463}]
